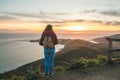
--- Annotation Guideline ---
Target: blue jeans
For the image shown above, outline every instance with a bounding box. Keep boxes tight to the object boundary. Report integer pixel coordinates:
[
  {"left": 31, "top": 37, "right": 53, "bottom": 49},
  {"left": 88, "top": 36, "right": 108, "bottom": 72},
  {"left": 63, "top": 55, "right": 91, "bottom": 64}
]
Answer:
[{"left": 44, "top": 48, "right": 55, "bottom": 75}]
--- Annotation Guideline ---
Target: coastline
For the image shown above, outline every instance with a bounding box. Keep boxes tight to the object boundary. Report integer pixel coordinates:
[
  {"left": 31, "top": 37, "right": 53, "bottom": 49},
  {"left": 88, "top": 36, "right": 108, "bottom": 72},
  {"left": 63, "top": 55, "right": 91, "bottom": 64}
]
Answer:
[
  {"left": 0, "top": 34, "right": 119, "bottom": 77},
  {"left": 0, "top": 43, "right": 64, "bottom": 74},
  {"left": 0, "top": 37, "right": 108, "bottom": 76}
]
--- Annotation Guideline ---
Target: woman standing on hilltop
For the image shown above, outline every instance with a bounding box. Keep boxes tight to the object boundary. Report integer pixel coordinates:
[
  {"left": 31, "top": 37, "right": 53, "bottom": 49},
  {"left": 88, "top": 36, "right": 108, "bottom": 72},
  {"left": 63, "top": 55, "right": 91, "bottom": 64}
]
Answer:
[{"left": 39, "top": 24, "right": 58, "bottom": 77}]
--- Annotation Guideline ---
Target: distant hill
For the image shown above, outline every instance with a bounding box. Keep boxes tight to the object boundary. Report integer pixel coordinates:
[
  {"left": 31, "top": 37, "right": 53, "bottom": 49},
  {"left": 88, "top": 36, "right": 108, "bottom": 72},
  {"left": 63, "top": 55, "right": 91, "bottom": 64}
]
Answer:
[
  {"left": 56, "top": 39, "right": 108, "bottom": 63},
  {"left": 93, "top": 36, "right": 120, "bottom": 49}
]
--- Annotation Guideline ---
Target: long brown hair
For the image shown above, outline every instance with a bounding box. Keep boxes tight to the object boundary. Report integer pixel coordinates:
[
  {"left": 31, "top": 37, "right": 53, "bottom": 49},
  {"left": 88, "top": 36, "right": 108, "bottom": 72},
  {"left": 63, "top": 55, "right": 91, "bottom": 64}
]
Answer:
[{"left": 44, "top": 24, "right": 53, "bottom": 32}]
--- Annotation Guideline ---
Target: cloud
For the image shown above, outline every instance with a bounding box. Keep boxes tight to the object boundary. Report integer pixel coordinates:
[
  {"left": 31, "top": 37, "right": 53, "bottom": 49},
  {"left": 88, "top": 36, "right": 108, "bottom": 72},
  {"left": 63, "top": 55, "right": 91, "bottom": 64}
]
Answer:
[
  {"left": 40, "top": 20, "right": 64, "bottom": 24},
  {"left": 0, "top": 28, "right": 33, "bottom": 32},
  {"left": 84, "top": 20, "right": 120, "bottom": 26},
  {"left": 0, "top": 11, "right": 67, "bottom": 22},
  {"left": 53, "top": 24, "right": 65, "bottom": 27},
  {"left": 84, "top": 9, "right": 96, "bottom": 13},
  {"left": 0, "top": 15, "right": 16, "bottom": 20},
  {"left": 0, "top": 11, "right": 41, "bottom": 18},
  {"left": 90, "top": 20, "right": 120, "bottom": 26},
  {"left": 105, "top": 21, "right": 120, "bottom": 26},
  {"left": 64, "top": 19, "right": 120, "bottom": 26},
  {"left": 37, "top": 19, "right": 85, "bottom": 25},
  {"left": 0, "top": 29, "right": 14, "bottom": 31},
  {"left": 0, "top": 11, "right": 120, "bottom": 26},
  {"left": 80, "top": 9, "right": 120, "bottom": 18},
  {"left": 0, "top": 11, "right": 69, "bottom": 19},
  {"left": 79, "top": 9, "right": 97, "bottom": 14},
  {"left": 47, "top": 12, "right": 69, "bottom": 15},
  {"left": 38, "top": 19, "right": 120, "bottom": 26},
  {"left": 89, "top": 20, "right": 102, "bottom": 23},
  {"left": 100, "top": 10, "right": 120, "bottom": 17}
]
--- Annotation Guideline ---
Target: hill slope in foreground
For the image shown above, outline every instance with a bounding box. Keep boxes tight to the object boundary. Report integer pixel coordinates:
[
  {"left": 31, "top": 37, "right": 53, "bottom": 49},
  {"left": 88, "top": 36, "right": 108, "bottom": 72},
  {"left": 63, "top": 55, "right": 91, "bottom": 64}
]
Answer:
[
  {"left": 39, "top": 63, "right": 120, "bottom": 80},
  {"left": 0, "top": 36, "right": 120, "bottom": 80}
]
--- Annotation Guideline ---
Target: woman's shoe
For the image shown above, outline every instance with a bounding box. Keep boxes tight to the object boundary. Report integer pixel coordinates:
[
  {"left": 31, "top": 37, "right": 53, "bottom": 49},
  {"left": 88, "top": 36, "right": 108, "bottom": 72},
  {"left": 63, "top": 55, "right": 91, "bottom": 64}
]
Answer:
[
  {"left": 49, "top": 73, "right": 54, "bottom": 77},
  {"left": 45, "top": 74, "right": 49, "bottom": 77}
]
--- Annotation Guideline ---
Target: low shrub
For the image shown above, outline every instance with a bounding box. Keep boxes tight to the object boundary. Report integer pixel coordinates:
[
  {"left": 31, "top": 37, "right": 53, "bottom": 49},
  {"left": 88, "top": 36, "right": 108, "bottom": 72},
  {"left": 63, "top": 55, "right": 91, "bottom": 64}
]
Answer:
[
  {"left": 1, "top": 75, "right": 25, "bottom": 80},
  {"left": 55, "top": 65, "right": 66, "bottom": 73},
  {"left": 68, "top": 55, "right": 108, "bottom": 71},
  {"left": 25, "top": 65, "right": 40, "bottom": 80},
  {"left": 97, "top": 55, "right": 108, "bottom": 66},
  {"left": 68, "top": 57, "right": 88, "bottom": 71},
  {"left": 87, "top": 59, "right": 98, "bottom": 67}
]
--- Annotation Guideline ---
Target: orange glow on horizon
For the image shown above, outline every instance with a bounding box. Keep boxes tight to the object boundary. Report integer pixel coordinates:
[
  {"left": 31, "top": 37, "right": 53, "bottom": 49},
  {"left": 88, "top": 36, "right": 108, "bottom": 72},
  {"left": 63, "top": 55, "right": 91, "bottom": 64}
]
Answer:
[{"left": 0, "top": 20, "right": 120, "bottom": 33}]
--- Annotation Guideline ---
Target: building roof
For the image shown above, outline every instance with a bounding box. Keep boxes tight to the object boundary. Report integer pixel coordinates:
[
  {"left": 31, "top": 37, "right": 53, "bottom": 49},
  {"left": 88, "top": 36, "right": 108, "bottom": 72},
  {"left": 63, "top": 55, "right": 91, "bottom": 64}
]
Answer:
[{"left": 106, "top": 34, "right": 120, "bottom": 41}]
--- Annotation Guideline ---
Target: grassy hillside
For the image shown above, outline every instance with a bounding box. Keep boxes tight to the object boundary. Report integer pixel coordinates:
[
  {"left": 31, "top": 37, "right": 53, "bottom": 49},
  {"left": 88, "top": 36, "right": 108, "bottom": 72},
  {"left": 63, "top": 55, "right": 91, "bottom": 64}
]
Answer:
[
  {"left": 1, "top": 56, "right": 120, "bottom": 80},
  {"left": 0, "top": 38, "right": 120, "bottom": 80},
  {"left": 40, "top": 63, "right": 120, "bottom": 80}
]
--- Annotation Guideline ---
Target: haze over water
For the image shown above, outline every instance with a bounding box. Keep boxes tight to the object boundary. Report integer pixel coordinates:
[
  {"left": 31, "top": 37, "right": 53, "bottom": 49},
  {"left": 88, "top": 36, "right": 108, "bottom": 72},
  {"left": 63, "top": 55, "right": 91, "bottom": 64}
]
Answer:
[{"left": 0, "top": 32, "right": 64, "bottom": 73}]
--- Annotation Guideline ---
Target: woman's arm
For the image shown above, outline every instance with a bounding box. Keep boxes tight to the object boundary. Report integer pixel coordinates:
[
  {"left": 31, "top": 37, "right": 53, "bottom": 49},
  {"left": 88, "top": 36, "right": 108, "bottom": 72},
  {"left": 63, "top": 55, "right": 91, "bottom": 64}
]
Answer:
[{"left": 39, "top": 33, "right": 45, "bottom": 45}]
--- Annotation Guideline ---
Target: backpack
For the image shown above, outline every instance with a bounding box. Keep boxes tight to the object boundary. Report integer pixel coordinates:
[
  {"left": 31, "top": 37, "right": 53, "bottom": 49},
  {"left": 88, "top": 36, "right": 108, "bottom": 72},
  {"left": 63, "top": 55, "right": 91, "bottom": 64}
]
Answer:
[{"left": 43, "top": 36, "right": 54, "bottom": 48}]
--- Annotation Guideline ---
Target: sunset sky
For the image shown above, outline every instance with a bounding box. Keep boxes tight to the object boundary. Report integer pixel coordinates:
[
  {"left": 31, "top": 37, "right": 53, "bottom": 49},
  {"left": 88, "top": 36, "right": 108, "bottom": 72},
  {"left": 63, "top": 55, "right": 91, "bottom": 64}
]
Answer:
[{"left": 0, "top": 0, "right": 120, "bottom": 32}]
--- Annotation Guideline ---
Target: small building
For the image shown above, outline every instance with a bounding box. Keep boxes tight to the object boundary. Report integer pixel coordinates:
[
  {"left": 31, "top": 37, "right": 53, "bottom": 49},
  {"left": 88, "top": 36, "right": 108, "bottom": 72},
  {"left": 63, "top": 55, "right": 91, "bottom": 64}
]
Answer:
[{"left": 106, "top": 34, "right": 120, "bottom": 64}]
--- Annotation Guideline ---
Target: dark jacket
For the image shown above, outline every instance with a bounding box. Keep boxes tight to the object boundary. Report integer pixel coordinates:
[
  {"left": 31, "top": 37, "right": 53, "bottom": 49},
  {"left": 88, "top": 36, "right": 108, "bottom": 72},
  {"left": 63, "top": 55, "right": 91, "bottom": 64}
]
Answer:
[{"left": 39, "top": 30, "right": 58, "bottom": 46}]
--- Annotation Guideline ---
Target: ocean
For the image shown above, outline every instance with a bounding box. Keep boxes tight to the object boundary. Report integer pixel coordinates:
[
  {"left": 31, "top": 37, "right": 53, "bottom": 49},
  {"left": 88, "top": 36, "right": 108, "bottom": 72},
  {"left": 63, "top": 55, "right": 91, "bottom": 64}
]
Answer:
[{"left": 0, "top": 31, "right": 119, "bottom": 73}]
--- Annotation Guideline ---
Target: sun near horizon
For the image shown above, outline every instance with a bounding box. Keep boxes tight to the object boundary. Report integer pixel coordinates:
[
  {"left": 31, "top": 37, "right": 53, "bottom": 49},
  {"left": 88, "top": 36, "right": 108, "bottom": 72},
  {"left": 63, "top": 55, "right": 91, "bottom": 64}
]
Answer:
[{"left": 65, "top": 26, "right": 86, "bottom": 31}]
